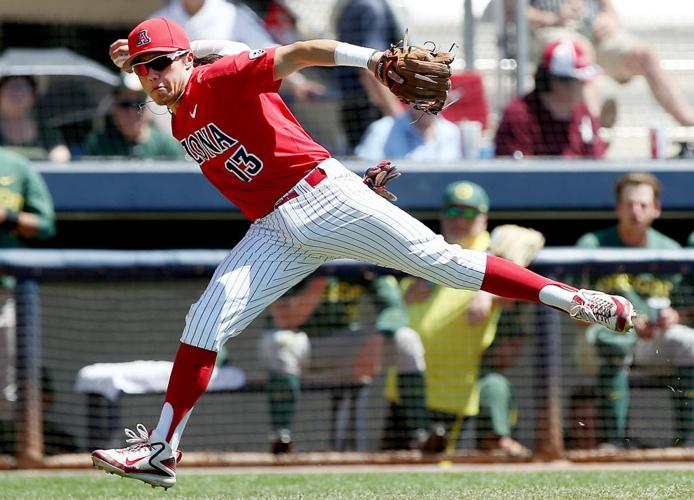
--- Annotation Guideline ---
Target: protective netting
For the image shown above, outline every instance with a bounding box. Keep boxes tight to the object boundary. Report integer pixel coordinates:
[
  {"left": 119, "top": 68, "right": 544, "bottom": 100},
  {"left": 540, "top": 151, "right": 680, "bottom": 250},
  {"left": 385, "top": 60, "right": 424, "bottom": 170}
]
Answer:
[{"left": 1, "top": 249, "right": 693, "bottom": 463}]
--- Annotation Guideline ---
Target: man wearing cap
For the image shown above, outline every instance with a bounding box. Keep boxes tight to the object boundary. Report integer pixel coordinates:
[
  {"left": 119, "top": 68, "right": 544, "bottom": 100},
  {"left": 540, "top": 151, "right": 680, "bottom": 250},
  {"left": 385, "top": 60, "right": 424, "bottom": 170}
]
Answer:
[
  {"left": 526, "top": 0, "right": 694, "bottom": 127},
  {"left": 494, "top": 39, "right": 606, "bottom": 158},
  {"left": 92, "top": 18, "right": 635, "bottom": 489},
  {"left": 392, "top": 181, "right": 531, "bottom": 456},
  {"left": 83, "top": 74, "right": 182, "bottom": 160}
]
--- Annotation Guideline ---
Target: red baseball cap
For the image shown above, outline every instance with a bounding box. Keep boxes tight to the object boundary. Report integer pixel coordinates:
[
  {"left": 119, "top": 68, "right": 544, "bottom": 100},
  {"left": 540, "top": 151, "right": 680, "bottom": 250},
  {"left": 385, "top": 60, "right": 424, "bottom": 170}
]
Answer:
[
  {"left": 122, "top": 18, "right": 191, "bottom": 71},
  {"left": 541, "top": 39, "right": 602, "bottom": 81}
]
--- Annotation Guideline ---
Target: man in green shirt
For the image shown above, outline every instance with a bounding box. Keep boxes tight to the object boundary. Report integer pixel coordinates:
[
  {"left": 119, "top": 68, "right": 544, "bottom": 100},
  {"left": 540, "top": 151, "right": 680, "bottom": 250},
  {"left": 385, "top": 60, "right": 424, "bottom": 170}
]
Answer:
[
  {"left": 258, "top": 271, "right": 427, "bottom": 453},
  {"left": 576, "top": 172, "right": 694, "bottom": 447},
  {"left": 83, "top": 74, "right": 182, "bottom": 160},
  {"left": 0, "top": 147, "right": 55, "bottom": 422}
]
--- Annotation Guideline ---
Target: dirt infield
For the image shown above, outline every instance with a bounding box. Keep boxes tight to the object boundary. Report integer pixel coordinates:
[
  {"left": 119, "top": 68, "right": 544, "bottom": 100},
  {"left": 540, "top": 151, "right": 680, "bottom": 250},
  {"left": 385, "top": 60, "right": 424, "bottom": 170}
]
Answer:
[
  {"left": 2, "top": 460, "right": 694, "bottom": 478},
  {"left": 3, "top": 448, "right": 694, "bottom": 473}
]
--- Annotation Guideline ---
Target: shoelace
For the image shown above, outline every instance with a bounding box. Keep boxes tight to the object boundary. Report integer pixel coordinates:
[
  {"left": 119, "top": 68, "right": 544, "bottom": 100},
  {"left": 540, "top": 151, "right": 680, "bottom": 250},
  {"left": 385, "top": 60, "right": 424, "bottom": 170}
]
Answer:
[
  {"left": 123, "top": 423, "right": 151, "bottom": 451},
  {"left": 570, "top": 294, "right": 613, "bottom": 323},
  {"left": 589, "top": 297, "right": 614, "bottom": 322}
]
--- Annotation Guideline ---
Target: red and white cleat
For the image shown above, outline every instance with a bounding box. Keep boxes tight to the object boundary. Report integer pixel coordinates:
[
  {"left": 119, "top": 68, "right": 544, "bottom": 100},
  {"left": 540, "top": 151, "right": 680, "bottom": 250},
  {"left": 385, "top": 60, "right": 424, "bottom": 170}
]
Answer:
[
  {"left": 569, "top": 289, "right": 635, "bottom": 333},
  {"left": 91, "top": 424, "right": 178, "bottom": 489}
]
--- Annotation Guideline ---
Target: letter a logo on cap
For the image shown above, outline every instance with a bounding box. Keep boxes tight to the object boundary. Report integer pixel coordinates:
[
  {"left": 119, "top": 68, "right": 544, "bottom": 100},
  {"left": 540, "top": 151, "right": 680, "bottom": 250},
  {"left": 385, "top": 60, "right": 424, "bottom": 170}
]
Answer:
[{"left": 136, "top": 30, "right": 152, "bottom": 47}]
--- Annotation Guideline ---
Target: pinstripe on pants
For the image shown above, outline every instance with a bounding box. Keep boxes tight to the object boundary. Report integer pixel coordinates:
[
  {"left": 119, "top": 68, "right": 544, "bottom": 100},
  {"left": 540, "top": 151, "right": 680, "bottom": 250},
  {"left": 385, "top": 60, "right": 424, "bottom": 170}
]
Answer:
[{"left": 181, "top": 159, "right": 487, "bottom": 351}]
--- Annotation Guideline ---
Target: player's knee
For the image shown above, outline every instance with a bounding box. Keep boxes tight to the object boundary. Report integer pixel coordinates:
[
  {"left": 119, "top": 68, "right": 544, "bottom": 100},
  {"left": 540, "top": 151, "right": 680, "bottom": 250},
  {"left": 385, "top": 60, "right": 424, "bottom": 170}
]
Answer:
[
  {"left": 180, "top": 302, "right": 223, "bottom": 351},
  {"left": 393, "top": 327, "right": 426, "bottom": 372},
  {"left": 258, "top": 329, "right": 310, "bottom": 376}
]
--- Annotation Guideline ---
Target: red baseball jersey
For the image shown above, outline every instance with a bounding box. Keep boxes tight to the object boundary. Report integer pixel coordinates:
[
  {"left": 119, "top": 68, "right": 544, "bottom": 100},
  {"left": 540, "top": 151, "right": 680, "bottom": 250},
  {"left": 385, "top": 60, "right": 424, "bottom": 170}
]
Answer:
[{"left": 171, "top": 47, "right": 330, "bottom": 220}]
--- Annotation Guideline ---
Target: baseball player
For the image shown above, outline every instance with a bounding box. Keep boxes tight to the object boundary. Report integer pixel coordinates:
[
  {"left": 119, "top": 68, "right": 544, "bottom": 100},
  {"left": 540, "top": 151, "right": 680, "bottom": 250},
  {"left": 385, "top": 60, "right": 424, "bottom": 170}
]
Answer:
[{"left": 92, "top": 17, "right": 635, "bottom": 489}]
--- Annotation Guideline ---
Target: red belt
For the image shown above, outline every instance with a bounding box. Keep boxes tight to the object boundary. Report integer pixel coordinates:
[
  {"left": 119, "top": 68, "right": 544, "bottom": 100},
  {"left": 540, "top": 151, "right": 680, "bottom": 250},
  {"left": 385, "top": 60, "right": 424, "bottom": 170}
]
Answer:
[{"left": 274, "top": 168, "right": 327, "bottom": 209}]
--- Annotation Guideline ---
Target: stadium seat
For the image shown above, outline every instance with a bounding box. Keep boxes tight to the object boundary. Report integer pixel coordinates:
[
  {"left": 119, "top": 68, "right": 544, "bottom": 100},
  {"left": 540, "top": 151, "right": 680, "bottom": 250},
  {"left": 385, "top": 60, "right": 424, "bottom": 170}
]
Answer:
[{"left": 440, "top": 71, "right": 489, "bottom": 130}]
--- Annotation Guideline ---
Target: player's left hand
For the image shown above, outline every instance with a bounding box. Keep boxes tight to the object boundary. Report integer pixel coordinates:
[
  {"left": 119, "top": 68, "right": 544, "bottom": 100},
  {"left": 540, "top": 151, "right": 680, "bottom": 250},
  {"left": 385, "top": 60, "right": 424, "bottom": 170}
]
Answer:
[{"left": 363, "top": 160, "right": 401, "bottom": 202}]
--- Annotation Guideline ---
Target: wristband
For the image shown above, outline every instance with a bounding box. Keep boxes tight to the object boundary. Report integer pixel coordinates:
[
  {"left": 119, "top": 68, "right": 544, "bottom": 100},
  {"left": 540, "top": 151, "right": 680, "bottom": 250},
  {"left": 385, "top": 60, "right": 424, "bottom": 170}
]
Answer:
[
  {"left": 2, "top": 211, "right": 19, "bottom": 230},
  {"left": 334, "top": 43, "right": 377, "bottom": 69}
]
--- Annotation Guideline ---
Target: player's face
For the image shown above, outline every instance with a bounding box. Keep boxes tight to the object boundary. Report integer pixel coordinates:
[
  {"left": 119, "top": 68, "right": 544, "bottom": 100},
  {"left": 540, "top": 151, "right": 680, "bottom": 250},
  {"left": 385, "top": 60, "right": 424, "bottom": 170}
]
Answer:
[
  {"left": 440, "top": 205, "right": 488, "bottom": 244},
  {"left": 0, "top": 76, "right": 36, "bottom": 117},
  {"left": 133, "top": 50, "right": 193, "bottom": 107},
  {"left": 616, "top": 184, "right": 661, "bottom": 233},
  {"left": 553, "top": 78, "right": 585, "bottom": 108}
]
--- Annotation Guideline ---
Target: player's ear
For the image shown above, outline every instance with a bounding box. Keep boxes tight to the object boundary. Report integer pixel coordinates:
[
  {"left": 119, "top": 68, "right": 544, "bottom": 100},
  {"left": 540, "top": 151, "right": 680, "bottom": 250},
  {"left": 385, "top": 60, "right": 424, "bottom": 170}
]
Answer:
[{"left": 184, "top": 51, "right": 194, "bottom": 70}]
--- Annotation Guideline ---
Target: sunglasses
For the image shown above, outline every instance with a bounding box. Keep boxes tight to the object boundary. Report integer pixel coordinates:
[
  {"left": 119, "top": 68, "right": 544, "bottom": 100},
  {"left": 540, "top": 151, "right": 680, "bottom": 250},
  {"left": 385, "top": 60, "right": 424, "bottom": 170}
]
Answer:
[
  {"left": 131, "top": 50, "right": 190, "bottom": 77},
  {"left": 115, "top": 99, "right": 142, "bottom": 110},
  {"left": 441, "top": 206, "right": 482, "bottom": 220}
]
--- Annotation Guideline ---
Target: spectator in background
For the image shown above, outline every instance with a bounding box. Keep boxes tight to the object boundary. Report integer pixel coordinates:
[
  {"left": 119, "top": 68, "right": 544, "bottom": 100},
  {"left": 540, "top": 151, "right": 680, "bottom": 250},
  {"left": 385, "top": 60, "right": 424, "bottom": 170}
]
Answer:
[
  {"left": 495, "top": 39, "right": 605, "bottom": 158},
  {"left": 151, "top": 0, "right": 324, "bottom": 101},
  {"left": 355, "top": 108, "right": 462, "bottom": 161},
  {"left": 0, "top": 76, "right": 70, "bottom": 163},
  {"left": 333, "top": 0, "right": 405, "bottom": 151},
  {"left": 257, "top": 272, "right": 428, "bottom": 453},
  {"left": 83, "top": 74, "right": 182, "bottom": 160},
  {"left": 526, "top": 0, "right": 694, "bottom": 127},
  {"left": 0, "top": 147, "right": 55, "bottom": 426},
  {"left": 576, "top": 172, "right": 694, "bottom": 448},
  {"left": 393, "top": 181, "right": 530, "bottom": 456}
]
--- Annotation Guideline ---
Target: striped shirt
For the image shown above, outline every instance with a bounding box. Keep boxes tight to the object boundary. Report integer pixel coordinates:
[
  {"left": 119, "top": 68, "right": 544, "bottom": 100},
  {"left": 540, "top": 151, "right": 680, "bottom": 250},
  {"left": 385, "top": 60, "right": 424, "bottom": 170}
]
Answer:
[{"left": 530, "top": 0, "right": 601, "bottom": 25}]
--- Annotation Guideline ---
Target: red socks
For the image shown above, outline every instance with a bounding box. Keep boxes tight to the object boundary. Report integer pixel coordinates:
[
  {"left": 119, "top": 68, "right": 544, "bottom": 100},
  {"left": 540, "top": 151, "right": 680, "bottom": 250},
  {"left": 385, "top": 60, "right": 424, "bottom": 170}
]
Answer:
[
  {"left": 163, "top": 342, "right": 217, "bottom": 442},
  {"left": 480, "top": 255, "right": 574, "bottom": 303}
]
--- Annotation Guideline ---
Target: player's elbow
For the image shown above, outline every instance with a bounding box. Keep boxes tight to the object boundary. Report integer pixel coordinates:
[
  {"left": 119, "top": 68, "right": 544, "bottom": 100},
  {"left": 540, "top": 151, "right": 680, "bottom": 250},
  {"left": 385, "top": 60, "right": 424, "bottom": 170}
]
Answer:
[{"left": 274, "top": 42, "right": 309, "bottom": 80}]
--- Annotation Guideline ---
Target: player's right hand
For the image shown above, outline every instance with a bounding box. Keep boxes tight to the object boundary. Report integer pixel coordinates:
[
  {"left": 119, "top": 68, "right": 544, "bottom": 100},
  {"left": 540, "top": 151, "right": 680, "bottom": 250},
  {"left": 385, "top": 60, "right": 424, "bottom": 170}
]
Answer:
[
  {"left": 109, "top": 39, "right": 130, "bottom": 71},
  {"left": 363, "top": 160, "right": 401, "bottom": 202}
]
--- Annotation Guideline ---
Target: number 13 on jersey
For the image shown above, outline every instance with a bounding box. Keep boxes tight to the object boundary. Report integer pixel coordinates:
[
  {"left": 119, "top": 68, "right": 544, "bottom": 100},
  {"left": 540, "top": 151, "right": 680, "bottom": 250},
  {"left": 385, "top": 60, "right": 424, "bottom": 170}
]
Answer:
[{"left": 224, "top": 146, "right": 264, "bottom": 182}]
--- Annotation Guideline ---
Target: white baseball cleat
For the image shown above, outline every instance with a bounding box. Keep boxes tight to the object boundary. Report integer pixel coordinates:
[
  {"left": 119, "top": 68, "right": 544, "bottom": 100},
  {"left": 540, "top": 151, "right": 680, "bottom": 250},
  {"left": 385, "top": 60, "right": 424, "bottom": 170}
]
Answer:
[
  {"left": 91, "top": 424, "right": 177, "bottom": 489},
  {"left": 569, "top": 289, "right": 635, "bottom": 333}
]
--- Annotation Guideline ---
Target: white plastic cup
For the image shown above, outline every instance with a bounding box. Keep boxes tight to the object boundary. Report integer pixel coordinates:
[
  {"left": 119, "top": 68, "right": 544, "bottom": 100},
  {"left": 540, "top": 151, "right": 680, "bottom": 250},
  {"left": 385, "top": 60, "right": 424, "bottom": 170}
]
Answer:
[
  {"left": 460, "top": 120, "right": 482, "bottom": 159},
  {"left": 650, "top": 127, "right": 666, "bottom": 159}
]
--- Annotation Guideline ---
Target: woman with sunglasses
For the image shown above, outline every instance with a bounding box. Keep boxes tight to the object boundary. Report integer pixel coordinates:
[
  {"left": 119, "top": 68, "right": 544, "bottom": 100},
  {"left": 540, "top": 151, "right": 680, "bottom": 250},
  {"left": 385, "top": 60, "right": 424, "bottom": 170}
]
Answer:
[{"left": 92, "top": 17, "right": 635, "bottom": 490}]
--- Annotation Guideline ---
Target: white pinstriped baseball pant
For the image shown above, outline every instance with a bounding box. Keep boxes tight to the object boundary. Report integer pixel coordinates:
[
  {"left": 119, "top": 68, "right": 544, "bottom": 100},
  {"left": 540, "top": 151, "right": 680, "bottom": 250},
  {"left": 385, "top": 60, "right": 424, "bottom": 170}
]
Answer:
[{"left": 181, "top": 158, "right": 486, "bottom": 351}]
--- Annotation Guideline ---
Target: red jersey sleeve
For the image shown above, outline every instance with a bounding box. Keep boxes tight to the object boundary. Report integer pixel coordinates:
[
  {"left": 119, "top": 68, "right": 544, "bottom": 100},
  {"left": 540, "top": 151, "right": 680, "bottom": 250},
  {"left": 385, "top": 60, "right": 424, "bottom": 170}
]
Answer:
[{"left": 197, "top": 47, "right": 281, "bottom": 102}]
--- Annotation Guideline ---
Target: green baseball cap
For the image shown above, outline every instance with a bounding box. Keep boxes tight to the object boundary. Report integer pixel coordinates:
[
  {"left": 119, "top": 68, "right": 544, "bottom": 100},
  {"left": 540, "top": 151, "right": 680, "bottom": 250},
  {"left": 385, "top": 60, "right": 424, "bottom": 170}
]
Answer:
[{"left": 443, "top": 181, "right": 489, "bottom": 213}]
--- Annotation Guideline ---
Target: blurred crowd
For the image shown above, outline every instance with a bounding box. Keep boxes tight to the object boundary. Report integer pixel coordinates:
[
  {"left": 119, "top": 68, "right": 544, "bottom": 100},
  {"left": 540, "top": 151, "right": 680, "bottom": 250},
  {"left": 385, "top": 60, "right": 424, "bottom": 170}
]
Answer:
[
  {"left": 3, "top": 0, "right": 694, "bottom": 163},
  {"left": 1, "top": 0, "right": 694, "bottom": 457}
]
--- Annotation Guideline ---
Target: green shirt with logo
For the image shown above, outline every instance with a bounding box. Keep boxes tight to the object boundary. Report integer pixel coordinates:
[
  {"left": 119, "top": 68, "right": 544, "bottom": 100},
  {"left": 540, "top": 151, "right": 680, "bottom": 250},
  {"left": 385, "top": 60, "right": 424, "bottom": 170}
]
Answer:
[
  {"left": 0, "top": 148, "right": 56, "bottom": 286},
  {"left": 576, "top": 226, "right": 683, "bottom": 314}
]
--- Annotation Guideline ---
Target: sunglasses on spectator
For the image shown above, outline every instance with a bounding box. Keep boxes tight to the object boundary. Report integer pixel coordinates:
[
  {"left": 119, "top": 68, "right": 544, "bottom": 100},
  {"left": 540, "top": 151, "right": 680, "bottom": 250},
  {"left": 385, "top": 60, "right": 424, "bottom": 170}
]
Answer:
[
  {"left": 115, "top": 99, "right": 143, "bottom": 110},
  {"left": 441, "top": 206, "right": 482, "bottom": 220},
  {"left": 131, "top": 50, "right": 190, "bottom": 76}
]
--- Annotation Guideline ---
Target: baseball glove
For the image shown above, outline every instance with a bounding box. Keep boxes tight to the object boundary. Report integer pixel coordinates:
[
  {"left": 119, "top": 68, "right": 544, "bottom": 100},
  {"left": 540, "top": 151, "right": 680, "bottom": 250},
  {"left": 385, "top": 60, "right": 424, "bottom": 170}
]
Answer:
[
  {"left": 363, "top": 160, "right": 401, "bottom": 202},
  {"left": 489, "top": 225, "right": 546, "bottom": 268},
  {"left": 373, "top": 30, "right": 454, "bottom": 114}
]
